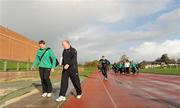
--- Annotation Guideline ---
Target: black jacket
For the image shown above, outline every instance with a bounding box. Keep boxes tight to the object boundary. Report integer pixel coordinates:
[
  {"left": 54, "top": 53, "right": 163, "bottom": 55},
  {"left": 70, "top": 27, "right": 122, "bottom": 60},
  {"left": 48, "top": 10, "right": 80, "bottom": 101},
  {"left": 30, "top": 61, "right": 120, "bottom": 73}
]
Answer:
[
  {"left": 62, "top": 46, "right": 78, "bottom": 72},
  {"left": 99, "top": 59, "right": 110, "bottom": 68}
]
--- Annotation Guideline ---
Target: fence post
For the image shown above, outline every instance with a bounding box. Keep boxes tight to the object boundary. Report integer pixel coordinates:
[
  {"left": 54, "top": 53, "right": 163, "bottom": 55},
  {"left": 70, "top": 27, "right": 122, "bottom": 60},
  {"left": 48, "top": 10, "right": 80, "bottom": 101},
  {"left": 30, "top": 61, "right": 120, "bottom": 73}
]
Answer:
[
  {"left": 17, "top": 62, "right": 20, "bottom": 71},
  {"left": 26, "top": 62, "right": 29, "bottom": 71},
  {"left": 3, "top": 60, "right": 7, "bottom": 71}
]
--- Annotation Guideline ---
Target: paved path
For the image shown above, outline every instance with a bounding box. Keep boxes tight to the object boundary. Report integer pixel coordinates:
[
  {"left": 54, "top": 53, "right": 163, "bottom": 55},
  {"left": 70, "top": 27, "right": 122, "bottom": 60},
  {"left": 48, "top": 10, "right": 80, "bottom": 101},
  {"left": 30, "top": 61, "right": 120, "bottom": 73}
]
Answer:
[
  {"left": 63, "top": 71, "right": 180, "bottom": 108},
  {"left": 1, "top": 77, "right": 85, "bottom": 108}
]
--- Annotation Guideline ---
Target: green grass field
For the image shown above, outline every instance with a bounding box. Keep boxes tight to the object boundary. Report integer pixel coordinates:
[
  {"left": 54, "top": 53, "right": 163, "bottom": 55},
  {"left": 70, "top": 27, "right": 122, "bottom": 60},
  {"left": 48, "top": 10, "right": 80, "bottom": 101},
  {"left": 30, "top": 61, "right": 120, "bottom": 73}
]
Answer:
[
  {"left": 0, "top": 61, "right": 3, "bottom": 70},
  {"left": 0, "top": 60, "right": 32, "bottom": 71},
  {"left": 140, "top": 67, "right": 180, "bottom": 75},
  {"left": 80, "top": 66, "right": 96, "bottom": 77}
]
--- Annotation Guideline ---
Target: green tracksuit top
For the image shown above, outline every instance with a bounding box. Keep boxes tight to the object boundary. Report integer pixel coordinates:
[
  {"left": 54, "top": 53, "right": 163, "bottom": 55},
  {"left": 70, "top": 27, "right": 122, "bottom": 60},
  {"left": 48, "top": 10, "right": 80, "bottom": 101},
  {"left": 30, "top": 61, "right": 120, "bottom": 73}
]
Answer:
[
  {"left": 32, "top": 48, "right": 56, "bottom": 69},
  {"left": 116, "top": 64, "right": 123, "bottom": 69},
  {"left": 130, "top": 63, "right": 137, "bottom": 70}
]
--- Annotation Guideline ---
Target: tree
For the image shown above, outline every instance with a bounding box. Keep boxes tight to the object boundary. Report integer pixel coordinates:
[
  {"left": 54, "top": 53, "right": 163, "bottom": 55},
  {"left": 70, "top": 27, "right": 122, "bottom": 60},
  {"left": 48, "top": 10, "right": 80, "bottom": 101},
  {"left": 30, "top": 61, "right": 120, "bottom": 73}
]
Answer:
[
  {"left": 120, "top": 55, "right": 129, "bottom": 62},
  {"left": 161, "top": 54, "right": 170, "bottom": 63},
  {"left": 155, "top": 53, "right": 171, "bottom": 64},
  {"left": 177, "top": 59, "right": 180, "bottom": 64}
]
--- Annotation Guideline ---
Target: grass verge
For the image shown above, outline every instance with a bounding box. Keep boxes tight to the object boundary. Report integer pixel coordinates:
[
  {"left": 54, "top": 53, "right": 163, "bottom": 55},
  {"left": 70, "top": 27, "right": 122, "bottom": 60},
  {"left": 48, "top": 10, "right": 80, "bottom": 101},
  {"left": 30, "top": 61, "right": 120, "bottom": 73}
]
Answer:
[
  {"left": 80, "top": 66, "right": 96, "bottom": 77},
  {"left": 140, "top": 67, "right": 180, "bottom": 75}
]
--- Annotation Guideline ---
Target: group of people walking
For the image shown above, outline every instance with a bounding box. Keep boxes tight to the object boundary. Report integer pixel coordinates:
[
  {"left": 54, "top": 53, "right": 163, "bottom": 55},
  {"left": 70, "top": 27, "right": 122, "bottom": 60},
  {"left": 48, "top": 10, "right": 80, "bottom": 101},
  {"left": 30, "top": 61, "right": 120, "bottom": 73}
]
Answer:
[
  {"left": 112, "top": 60, "right": 139, "bottom": 75},
  {"left": 98, "top": 57, "right": 139, "bottom": 80},
  {"left": 31, "top": 40, "right": 82, "bottom": 102},
  {"left": 31, "top": 39, "right": 139, "bottom": 102}
]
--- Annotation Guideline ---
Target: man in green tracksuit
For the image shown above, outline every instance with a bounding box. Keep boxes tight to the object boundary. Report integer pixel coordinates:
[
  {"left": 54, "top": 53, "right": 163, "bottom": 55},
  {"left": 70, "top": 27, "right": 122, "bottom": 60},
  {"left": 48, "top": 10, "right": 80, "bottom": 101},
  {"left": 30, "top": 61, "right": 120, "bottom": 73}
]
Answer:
[
  {"left": 31, "top": 40, "right": 57, "bottom": 98},
  {"left": 117, "top": 62, "right": 123, "bottom": 74},
  {"left": 130, "top": 62, "right": 137, "bottom": 75}
]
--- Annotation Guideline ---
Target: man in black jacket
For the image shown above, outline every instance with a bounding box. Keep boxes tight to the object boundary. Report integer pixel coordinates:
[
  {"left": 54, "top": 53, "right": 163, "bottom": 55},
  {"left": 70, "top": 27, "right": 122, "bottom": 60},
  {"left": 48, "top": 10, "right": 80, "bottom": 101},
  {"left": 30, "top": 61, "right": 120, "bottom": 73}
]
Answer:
[
  {"left": 99, "top": 56, "right": 110, "bottom": 80},
  {"left": 56, "top": 40, "right": 82, "bottom": 102}
]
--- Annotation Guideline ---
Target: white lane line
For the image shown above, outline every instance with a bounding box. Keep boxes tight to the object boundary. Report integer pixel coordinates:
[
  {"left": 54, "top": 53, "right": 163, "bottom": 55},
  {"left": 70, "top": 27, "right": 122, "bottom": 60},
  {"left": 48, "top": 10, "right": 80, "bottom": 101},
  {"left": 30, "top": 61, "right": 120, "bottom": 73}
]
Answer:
[{"left": 97, "top": 72, "right": 118, "bottom": 108}]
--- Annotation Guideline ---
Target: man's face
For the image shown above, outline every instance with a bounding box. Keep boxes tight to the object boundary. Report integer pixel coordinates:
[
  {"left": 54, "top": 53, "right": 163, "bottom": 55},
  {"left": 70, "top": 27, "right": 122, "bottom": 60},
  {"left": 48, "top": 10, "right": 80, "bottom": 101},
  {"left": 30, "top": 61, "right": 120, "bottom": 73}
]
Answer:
[
  {"left": 39, "top": 44, "right": 45, "bottom": 49},
  {"left": 62, "top": 41, "right": 70, "bottom": 49}
]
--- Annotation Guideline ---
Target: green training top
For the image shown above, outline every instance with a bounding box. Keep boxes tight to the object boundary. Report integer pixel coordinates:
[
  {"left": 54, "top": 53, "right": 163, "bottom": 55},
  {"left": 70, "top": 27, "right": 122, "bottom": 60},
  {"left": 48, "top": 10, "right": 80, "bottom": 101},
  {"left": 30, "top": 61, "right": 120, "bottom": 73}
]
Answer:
[
  {"left": 32, "top": 48, "right": 56, "bottom": 69},
  {"left": 116, "top": 64, "right": 123, "bottom": 69},
  {"left": 130, "top": 63, "right": 137, "bottom": 70}
]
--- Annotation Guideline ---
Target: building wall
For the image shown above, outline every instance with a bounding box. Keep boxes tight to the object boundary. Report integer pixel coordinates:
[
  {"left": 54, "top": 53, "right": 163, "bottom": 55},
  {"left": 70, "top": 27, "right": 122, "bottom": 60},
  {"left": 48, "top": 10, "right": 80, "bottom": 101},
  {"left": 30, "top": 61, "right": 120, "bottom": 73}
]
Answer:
[{"left": 0, "top": 26, "right": 38, "bottom": 62}]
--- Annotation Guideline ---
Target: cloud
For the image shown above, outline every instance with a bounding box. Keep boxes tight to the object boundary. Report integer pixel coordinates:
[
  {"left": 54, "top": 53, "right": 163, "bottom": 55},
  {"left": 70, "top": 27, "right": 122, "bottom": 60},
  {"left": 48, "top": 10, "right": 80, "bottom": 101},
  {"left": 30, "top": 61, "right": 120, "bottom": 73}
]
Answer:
[
  {"left": 128, "top": 39, "right": 180, "bottom": 61},
  {"left": 142, "top": 8, "right": 180, "bottom": 36},
  {"left": 60, "top": 7, "right": 180, "bottom": 62},
  {"left": 1, "top": 0, "right": 179, "bottom": 63},
  {"left": 98, "top": 0, "right": 173, "bottom": 23}
]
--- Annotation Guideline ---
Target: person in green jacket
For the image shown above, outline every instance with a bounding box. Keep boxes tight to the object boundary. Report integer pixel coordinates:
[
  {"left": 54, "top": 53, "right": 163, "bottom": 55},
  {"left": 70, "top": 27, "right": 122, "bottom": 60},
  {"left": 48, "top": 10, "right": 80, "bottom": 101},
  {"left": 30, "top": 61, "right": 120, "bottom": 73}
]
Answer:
[
  {"left": 117, "top": 62, "right": 124, "bottom": 74},
  {"left": 31, "top": 40, "right": 57, "bottom": 98},
  {"left": 130, "top": 62, "right": 137, "bottom": 75}
]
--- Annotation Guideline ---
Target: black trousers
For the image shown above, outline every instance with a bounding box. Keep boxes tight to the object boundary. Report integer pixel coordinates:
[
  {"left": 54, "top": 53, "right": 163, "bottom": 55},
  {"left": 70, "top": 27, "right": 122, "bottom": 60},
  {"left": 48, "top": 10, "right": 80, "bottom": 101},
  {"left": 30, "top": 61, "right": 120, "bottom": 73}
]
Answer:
[
  {"left": 101, "top": 67, "right": 107, "bottom": 78},
  {"left": 125, "top": 67, "right": 130, "bottom": 74},
  {"left": 119, "top": 68, "right": 123, "bottom": 74},
  {"left": 39, "top": 67, "right": 52, "bottom": 93},
  {"left": 132, "top": 67, "right": 136, "bottom": 74},
  {"left": 59, "top": 70, "right": 82, "bottom": 96}
]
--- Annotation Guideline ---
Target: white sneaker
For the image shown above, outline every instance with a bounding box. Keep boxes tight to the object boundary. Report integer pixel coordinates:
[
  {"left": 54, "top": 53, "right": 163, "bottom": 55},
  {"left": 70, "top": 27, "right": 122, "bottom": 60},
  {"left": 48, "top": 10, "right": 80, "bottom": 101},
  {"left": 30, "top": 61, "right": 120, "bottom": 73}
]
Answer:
[
  {"left": 42, "top": 93, "right": 47, "bottom": 97},
  {"left": 77, "top": 94, "right": 82, "bottom": 99},
  {"left": 56, "top": 96, "right": 66, "bottom": 102},
  {"left": 47, "top": 93, "right": 52, "bottom": 97},
  {"left": 104, "top": 78, "right": 108, "bottom": 80}
]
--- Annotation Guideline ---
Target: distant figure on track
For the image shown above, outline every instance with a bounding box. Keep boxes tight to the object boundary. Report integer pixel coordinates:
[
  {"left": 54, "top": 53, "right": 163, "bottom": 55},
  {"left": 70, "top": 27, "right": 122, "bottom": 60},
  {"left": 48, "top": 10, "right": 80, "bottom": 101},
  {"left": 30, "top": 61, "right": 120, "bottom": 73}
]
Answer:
[
  {"left": 124, "top": 60, "right": 130, "bottom": 75},
  {"left": 99, "top": 56, "right": 110, "bottom": 80},
  {"left": 117, "top": 62, "right": 124, "bottom": 74},
  {"left": 31, "top": 40, "right": 58, "bottom": 98},
  {"left": 130, "top": 62, "right": 138, "bottom": 75},
  {"left": 56, "top": 40, "right": 82, "bottom": 102},
  {"left": 112, "top": 63, "right": 118, "bottom": 73}
]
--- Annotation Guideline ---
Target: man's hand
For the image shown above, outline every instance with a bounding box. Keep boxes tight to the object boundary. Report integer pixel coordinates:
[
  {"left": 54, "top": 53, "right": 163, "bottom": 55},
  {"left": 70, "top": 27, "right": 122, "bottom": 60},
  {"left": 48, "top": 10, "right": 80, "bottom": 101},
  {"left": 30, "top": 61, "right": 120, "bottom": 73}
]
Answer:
[
  {"left": 64, "top": 64, "right": 70, "bottom": 70},
  {"left": 51, "top": 68, "right": 55, "bottom": 72}
]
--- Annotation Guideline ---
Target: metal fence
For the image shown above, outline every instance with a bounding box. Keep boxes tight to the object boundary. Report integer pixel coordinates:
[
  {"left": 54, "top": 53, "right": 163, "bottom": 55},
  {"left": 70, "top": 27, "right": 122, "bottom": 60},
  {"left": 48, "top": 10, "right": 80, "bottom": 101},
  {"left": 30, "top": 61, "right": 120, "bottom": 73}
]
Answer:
[{"left": 0, "top": 60, "right": 32, "bottom": 71}]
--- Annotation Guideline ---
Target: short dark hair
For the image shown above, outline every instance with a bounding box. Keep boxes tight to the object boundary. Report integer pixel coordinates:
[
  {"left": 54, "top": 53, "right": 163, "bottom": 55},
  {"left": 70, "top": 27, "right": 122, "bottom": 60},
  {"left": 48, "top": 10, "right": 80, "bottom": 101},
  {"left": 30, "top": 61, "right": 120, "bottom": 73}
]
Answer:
[{"left": 38, "top": 40, "right": 45, "bottom": 44}]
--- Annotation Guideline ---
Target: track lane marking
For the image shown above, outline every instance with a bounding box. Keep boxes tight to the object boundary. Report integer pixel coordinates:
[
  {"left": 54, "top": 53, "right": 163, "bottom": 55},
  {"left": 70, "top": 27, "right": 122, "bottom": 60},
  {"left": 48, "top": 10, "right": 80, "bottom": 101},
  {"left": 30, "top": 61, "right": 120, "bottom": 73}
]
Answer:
[{"left": 97, "top": 72, "right": 118, "bottom": 108}]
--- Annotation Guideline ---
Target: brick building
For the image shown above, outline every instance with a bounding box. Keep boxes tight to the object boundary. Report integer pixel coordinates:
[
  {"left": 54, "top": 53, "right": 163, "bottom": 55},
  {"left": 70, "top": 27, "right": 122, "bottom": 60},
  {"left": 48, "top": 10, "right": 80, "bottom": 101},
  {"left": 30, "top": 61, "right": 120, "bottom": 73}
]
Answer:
[{"left": 0, "top": 25, "right": 38, "bottom": 62}]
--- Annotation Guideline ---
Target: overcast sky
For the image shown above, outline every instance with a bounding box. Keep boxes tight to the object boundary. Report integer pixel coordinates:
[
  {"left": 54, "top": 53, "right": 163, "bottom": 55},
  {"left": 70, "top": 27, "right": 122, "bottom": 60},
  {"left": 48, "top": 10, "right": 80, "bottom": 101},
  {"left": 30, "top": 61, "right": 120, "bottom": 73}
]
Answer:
[{"left": 0, "top": 0, "right": 180, "bottom": 63}]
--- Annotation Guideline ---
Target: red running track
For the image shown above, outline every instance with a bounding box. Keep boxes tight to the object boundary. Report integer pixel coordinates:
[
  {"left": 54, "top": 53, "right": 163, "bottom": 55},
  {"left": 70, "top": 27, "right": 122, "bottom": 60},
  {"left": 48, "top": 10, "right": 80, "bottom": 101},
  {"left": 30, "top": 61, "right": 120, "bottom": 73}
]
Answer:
[{"left": 63, "top": 71, "right": 180, "bottom": 108}]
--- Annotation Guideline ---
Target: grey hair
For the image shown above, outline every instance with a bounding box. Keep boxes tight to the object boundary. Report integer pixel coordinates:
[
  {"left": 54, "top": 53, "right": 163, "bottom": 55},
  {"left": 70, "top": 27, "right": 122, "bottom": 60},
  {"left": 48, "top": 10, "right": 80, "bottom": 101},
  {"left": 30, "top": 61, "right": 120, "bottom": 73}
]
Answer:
[{"left": 63, "top": 40, "right": 70, "bottom": 45}]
